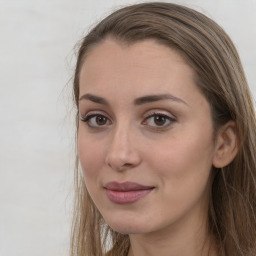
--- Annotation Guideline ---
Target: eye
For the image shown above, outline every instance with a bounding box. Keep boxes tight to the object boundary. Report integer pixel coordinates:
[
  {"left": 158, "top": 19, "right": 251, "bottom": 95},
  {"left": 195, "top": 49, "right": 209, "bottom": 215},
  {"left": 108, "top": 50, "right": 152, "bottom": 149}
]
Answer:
[
  {"left": 80, "top": 113, "right": 111, "bottom": 128},
  {"left": 143, "top": 113, "right": 175, "bottom": 128}
]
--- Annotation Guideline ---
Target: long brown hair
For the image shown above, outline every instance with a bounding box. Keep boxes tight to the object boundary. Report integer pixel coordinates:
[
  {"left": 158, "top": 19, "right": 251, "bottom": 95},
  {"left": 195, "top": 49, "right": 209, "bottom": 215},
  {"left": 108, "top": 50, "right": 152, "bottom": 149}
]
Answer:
[{"left": 70, "top": 2, "right": 256, "bottom": 256}]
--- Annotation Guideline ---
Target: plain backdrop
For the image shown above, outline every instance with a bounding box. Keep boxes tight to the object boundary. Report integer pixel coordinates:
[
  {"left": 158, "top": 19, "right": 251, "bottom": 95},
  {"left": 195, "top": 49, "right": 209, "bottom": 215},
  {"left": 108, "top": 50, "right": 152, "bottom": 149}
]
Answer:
[{"left": 0, "top": 0, "right": 255, "bottom": 256}]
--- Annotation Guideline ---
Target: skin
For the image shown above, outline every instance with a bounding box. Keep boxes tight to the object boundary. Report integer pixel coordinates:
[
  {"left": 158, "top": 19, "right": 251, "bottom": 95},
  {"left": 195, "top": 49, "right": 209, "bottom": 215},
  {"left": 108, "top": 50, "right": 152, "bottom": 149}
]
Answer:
[{"left": 78, "top": 39, "right": 219, "bottom": 256}]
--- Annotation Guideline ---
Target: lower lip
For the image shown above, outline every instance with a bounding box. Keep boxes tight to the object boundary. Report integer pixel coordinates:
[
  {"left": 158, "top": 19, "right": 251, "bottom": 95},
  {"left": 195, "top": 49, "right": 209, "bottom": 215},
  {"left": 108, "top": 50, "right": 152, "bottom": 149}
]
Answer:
[{"left": 105, "top": 188, "right": 153, "bottom": 204}]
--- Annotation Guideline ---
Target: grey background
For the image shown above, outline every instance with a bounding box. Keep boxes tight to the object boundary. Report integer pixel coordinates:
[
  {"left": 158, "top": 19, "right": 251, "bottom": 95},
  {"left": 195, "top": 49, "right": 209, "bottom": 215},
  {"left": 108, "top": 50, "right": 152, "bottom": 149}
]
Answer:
[{"left": 0, "top": 0, "right": 255, "bottom": 255}]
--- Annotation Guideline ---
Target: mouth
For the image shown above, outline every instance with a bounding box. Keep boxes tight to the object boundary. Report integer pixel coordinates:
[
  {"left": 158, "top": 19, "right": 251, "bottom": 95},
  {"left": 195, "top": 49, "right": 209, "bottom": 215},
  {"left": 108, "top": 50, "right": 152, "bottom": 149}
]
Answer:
[{"left": 104, "top": 181, "right": 155, "bottom": 205}]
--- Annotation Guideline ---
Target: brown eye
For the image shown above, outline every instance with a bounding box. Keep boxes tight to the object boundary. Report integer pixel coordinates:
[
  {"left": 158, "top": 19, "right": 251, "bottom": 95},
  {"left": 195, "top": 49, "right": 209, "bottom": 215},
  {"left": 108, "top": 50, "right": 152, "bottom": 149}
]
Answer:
[
  {"left": 95, "top": 116, "right": 108, "bottom": 125},
  {"left": 81, "top": 114, "right": 111, "bottom": 128},
  {"left": 143, "top": 113, "right": 175, "bottom": 128},
  {"left": 154, "top": 115, "right": 168, "bottom": 126}
]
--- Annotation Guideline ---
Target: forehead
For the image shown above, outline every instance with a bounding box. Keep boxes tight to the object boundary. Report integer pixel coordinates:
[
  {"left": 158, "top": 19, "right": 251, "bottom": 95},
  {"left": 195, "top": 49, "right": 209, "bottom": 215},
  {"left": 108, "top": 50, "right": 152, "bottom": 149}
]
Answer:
[
  {"left": 79, "top": 39, "right": 196, "bottom": 95},
  {"left": 80, "top": 38, "right": 190, "bottom": 71}
]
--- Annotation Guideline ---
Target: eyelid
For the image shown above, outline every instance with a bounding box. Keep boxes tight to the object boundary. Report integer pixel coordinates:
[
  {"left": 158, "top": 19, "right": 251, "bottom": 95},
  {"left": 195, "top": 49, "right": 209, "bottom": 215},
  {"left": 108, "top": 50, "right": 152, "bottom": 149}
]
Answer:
[
  {"left": 142, "top": 110, "right": 176, "bottom": 129},
  {"left": 143, "top": 109, "right": 176, "bottom": 120},
  {"left": 79, "top": 110, "right": 112, "bottom": 128},
  {"left": 79, "top": 110, "right": 110, "bottom": 120}
]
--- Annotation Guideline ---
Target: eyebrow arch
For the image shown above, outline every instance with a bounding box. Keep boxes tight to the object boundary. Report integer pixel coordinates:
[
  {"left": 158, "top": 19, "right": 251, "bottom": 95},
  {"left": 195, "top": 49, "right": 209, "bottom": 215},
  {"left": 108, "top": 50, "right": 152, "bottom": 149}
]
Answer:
[
  {"left": 134, "top": 94, "right": 188, "bottom": 106},
  {"left": 79, "top": 93, "right": 109, "bottom": 106},
  {"left": 79, "top": 93, "right": 188, "bottom": 107}
]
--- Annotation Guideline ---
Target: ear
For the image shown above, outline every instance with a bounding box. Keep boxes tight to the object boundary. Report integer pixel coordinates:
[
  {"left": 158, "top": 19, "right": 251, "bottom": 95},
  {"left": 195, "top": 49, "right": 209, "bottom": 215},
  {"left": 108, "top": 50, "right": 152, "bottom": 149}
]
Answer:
[{"left": 212, "top": 121, "right": 239, "bottom": 168}]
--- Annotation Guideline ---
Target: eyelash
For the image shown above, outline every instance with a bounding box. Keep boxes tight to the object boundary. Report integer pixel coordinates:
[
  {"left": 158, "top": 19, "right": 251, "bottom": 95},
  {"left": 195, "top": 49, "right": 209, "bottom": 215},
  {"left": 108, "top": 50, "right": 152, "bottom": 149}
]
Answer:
[
  {"left": 143, "top": 112, "right": 176, "bottom": 129},
  {"left": 80, "top": 112, "right": 112, "bottom": 128},
  {"left": 79, "top": 111, "right": 176, "bottom": 130}
]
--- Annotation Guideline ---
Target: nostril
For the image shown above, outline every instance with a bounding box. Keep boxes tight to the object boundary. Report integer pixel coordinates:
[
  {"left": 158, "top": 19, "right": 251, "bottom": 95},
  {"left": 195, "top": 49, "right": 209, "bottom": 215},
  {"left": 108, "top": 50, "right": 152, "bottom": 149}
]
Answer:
[
  {"left": 123, "top": 163, "right": 133, "bottom": 167},
  {"left": 120, "top": 163, "right": 134, "bottom": 170},
  {"left": 107, "top": 161, "right": 134, "bottom": 171}
]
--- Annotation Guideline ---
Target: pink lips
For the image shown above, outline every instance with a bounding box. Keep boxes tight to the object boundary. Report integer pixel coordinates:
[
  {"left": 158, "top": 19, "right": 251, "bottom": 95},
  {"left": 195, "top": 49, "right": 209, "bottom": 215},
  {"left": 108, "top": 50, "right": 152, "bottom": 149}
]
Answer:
[{"left": 104, "top": 182, "right": 154, "bottom": 204}]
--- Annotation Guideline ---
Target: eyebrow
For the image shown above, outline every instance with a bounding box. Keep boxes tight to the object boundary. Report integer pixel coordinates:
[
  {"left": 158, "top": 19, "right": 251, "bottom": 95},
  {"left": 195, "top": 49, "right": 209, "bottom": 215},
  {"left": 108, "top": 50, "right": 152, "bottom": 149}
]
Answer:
[
  {"left": 134, "top": 94, "right": 188, "bottom": 106},
  {"left": 79, "top": 93, "right": 109, "bottom": 106},
  {"left": 79, "top": 93, "right": 188, "bottom": 106}
]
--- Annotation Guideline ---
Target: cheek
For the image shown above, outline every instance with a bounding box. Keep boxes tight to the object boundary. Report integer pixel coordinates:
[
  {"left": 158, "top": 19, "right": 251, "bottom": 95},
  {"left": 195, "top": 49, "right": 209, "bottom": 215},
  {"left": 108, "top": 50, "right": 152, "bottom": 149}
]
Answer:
[
  {"left": 147, "top": 128, "right": 215, "bottom": 191},
  {"left": 148, "top": 137, "right": 214, "bottom": 218},
  {"left": 78, "top": 132, "right": 106, "bottom": 182}
]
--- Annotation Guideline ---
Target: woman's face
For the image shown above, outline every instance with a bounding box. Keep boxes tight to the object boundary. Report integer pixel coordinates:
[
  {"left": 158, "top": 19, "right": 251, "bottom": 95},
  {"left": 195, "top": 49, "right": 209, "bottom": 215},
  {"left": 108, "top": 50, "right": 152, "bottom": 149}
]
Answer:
[{"left": 78, "top": 39, "right": 217, "bottom": 235}]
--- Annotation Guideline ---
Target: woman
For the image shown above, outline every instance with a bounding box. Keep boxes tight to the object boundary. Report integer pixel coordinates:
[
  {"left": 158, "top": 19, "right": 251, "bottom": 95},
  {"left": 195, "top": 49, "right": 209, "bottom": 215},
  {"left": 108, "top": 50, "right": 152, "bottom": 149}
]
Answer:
[{"left": 70, "top": 2, "right": 256, "bottom": 256}]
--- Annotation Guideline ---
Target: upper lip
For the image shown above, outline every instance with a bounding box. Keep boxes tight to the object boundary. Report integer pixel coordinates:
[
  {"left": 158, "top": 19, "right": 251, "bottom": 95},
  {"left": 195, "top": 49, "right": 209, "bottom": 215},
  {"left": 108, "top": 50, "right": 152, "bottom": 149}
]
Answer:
[{"left": 104, "top": 181, "right": 154, "bottom": 191}]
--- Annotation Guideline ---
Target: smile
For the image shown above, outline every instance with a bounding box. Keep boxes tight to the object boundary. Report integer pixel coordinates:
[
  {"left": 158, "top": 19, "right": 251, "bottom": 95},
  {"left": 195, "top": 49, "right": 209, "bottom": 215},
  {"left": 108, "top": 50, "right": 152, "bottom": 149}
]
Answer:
[{"left": 104, "top": 182, "right": 155, "bottom": 205}]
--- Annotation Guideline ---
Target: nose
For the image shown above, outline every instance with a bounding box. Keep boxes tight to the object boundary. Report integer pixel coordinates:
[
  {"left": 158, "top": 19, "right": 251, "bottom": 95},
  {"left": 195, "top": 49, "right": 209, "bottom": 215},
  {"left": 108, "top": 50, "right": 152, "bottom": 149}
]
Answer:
[{"left": 105, "top": 124, "right": 142, "bottom": 171}]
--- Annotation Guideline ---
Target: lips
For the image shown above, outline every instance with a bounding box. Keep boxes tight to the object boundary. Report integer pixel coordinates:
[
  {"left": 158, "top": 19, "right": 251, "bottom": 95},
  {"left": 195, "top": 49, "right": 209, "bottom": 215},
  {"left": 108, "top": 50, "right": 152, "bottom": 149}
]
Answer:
[{"left": 104, "top": 182, "right": 154, "bottom": 204}]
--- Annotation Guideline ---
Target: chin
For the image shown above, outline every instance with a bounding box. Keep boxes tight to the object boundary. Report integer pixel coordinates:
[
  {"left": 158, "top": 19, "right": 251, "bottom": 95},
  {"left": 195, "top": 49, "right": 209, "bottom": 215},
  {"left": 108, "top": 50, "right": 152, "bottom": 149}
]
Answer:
[
  {"left": 109, "top": 223, "right": 149, "bottom": 235},
  {"left": 104, "top": 214, "right": 154, "bottom": 235}
]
